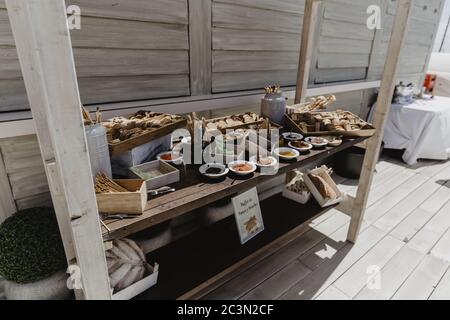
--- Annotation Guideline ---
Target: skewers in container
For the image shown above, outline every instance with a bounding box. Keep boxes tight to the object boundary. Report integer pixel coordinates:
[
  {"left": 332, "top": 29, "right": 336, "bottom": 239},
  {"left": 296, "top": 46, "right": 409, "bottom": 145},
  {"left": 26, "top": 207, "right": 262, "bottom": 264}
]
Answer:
[
  {"left": 95, "top": 172, "right": 128, "bottom": 194},
  {"left": 94, "top": 172, "right": 148, "bottom": 215},
  {"left": 287, "top": 95, "right": 336, "bottom": 114}
]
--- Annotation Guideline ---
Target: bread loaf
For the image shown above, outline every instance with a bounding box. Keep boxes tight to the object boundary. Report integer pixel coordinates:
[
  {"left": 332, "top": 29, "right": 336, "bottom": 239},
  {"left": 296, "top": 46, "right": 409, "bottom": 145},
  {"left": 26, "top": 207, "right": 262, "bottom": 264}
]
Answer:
[
  {"left": 106, "top": 239, "right": 149, "bottom": 293},
  {"left": 309, "top": 173, "right": 337, "bottom": 200}
]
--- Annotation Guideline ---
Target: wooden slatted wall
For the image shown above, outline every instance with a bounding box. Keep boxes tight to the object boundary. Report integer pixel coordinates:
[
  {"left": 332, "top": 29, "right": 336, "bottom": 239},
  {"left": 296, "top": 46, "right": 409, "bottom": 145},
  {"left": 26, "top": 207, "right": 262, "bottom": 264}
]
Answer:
[
  {"left": 0, "top": 135, "right": 52, "bottom": 212},
  {"left": 313, "top": 0, "right": 380, "bottom": 84},
  {"left": 211, "top": 0, "right": 305, "bottom": 93},
  {"left": 368, "top": 0, "right": 443, "bottom": 85},
  {"left": 0, "top": 0, "right": 190, "bottom": 112},
  {"left": 0, "top": 0, "right": 444, "bottom": 111}
]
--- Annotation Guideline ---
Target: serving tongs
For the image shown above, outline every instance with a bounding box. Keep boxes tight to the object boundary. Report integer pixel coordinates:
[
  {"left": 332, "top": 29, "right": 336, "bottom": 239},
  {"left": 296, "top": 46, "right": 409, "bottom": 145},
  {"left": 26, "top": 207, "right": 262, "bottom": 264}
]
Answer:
[
  {"left": 101, "top": 213, "right": 136, "bottom": 221},
  {"left": 148, "top": 186, "right": 176, "bottom": 196}
]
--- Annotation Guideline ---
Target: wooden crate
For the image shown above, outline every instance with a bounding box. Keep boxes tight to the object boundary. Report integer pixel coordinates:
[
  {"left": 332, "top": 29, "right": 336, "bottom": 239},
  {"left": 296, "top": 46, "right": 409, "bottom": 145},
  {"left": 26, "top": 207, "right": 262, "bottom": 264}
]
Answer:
[
  {"left": 129, "top": 160, "right": 180, "bottom": 190},
  {"left": 108, "top": 117, "right": 187, "bottom": 156},
  {"left": 303, "top": 168, "right": 343, "bottom": 208},
  {"left": 285, "top": 114, "right": 376, "bottom": 138},
  {"left": 96, "top": 179, "right": 147, "bottom": 215}
]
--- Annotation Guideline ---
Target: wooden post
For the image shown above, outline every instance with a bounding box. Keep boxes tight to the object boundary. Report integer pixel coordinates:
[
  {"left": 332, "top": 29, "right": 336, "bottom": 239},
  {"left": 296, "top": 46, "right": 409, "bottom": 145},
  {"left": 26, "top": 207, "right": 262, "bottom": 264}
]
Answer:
[
  {"left": 347, "top": 0, "right": 413, "bottom": 243},
  {"left": 295, "top": 0, "right": 322, "bottom": 104},
  {"left": 6, "top": 0, "right": 112, "bottom": 299}
]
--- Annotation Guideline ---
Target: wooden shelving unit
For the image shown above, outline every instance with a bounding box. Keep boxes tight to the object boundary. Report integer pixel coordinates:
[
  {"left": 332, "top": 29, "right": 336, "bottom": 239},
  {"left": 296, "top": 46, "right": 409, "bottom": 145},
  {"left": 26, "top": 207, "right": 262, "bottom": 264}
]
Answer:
[{"left": 5, "top": 0, "right": 414, "bottom": 300}]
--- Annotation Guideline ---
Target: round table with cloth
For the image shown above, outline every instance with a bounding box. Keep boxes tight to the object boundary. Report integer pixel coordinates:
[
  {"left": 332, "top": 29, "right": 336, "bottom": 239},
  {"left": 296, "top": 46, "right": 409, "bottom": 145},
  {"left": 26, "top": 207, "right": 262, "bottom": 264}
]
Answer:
[{"left": 370, "top": 96, "right": 450, "bottom": 165}]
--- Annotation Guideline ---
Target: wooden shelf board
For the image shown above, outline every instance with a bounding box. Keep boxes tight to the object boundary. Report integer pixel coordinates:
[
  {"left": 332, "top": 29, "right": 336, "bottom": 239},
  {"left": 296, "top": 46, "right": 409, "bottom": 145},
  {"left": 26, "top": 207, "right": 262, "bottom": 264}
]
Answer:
[{"left": 102, "top": 136, "right": 367, "bottom": 241}]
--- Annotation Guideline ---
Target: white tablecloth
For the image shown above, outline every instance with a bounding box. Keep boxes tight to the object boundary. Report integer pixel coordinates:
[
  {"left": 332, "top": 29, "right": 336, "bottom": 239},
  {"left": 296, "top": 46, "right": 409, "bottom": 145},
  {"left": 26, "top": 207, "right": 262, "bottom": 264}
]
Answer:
[
  {"left": 434, "top": 72, "right": 450, "bottom": 98},
  {"left": 372, "top": 97, "right": 450, "bottom": 165}
]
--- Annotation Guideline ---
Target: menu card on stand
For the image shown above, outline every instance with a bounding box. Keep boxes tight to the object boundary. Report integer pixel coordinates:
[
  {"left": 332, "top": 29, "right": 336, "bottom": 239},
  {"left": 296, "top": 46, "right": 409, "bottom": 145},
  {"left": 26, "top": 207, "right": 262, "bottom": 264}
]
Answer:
[{"left": 232, "top": 188, "right": 264, "bottom": 244}]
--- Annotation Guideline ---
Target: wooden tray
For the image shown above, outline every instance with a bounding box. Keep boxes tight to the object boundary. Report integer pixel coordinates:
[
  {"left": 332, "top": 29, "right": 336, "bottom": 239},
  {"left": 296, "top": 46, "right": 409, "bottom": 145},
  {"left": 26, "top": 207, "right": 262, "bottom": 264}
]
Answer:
[
  {"left": 130, "top": 160, "right": 180, "bottom": 190},
  {"left": 285, "top": 114, "right": 376, "bottom": 138},
  {"left": 96, "top": 179, "right": 147, "bottom": 215},
  {"left": 108, "top": 117, "right": 187, "bottom": 156},
  {"left": 205, "top": 119, "right": 282, "bottom": 143},
  {"left": 204, "top": 113, "right": 265, "bottom": 134}
]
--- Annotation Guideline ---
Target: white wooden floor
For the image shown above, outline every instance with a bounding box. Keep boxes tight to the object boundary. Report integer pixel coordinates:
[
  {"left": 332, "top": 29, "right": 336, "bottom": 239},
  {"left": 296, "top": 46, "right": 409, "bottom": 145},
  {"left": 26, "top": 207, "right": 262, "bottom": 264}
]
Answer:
[{"left": 204, "top": 156, "right": 450, "bottom": 300}]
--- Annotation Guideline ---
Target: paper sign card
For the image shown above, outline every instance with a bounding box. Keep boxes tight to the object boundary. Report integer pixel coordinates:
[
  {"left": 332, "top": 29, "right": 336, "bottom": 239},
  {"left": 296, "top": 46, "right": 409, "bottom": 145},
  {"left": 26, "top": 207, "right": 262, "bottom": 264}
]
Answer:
[{"left": 232, "top": 188, "right": 264, "bottom": 244}]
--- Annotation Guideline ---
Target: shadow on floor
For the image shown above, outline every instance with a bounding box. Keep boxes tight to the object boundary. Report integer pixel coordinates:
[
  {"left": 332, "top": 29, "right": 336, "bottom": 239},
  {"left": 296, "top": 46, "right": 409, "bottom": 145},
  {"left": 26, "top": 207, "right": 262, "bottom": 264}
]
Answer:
[
  {"left": 273, "top": 227, "right": 353, "bottom": 300},
  {"left": 202, "top": 222, "right": 354, "bottom": 300},
  {"left": 436, "top": 179, "right": 450, "bottom": 188},
  {"left": 338, "top": 179, "right": 358, "bottom": 187}
]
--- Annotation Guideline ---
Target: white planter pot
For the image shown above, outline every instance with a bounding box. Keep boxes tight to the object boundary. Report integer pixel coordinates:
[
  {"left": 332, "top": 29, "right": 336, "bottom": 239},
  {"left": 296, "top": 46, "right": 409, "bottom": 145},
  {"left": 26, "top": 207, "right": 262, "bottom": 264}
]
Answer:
[
  {"left": 0, "top": 277, "right": 5, "bottom": 300},
  {"left": 4, "top": 270, "right": 71, "bottom": 300}
]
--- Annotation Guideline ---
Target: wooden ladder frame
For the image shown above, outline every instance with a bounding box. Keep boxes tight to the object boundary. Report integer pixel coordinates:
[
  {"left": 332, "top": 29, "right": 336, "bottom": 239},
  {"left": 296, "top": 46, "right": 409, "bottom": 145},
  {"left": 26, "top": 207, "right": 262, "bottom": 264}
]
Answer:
[
  {"left": 5, "top": 0, "right": 413, "bottom": 299},
  {"left": 296, "top": 0, "right": 413, "bottom": 243}
]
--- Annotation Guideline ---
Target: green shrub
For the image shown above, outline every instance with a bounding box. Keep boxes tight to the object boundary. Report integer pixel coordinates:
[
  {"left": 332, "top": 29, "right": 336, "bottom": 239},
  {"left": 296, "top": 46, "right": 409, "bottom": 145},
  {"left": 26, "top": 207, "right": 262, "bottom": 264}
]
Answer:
[{"left": 0, "top": 207, "right": 67, "bottom": 284}]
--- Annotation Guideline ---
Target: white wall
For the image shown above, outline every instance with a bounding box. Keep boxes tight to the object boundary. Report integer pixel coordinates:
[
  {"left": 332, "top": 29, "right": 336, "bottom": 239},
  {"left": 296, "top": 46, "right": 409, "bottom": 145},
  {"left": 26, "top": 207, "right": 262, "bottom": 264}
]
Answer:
[
  {"left": 434, "top": 0, "right": 450, "bottom": 52},
  {"left": 428, "top": 52, "right": 450, "bottom": 73}
]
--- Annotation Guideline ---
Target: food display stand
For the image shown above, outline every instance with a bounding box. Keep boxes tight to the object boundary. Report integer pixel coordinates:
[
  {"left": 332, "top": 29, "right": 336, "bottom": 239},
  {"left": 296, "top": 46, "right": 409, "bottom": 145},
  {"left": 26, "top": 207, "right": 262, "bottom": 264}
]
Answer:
[{"left": 5, "top": 0, "right": 413, "bottom": 300}]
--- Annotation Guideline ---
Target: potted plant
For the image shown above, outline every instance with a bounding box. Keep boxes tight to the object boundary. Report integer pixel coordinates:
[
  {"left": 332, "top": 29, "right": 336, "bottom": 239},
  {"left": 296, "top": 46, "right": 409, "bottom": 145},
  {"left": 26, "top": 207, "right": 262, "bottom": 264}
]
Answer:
[{"left": 0, "top": 207, "right": 71, "bottom": 300}]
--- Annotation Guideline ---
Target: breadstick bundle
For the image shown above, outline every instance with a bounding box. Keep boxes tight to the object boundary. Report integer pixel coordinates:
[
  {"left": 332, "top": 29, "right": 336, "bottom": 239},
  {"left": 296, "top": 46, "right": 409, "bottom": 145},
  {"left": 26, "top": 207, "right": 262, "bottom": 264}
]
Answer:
[
  {"left": 82, "top": 106, "right": 103, "bottom": 126},
  {"left": 287, "top": 95, "right": 336, "bottom": 114},
  {"left": 95, "top": 172, "right": 129, "bottom": 194},
  {"left": 264, "top": 84, "right": 282, "bottom": 95},
  {"left": 308, "top": 95, "right": 336, "bottom": 111}
]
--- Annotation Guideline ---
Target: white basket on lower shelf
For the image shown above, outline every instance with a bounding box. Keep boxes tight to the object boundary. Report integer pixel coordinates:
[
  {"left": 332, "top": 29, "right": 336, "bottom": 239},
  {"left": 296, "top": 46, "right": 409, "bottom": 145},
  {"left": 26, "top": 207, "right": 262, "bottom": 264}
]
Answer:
[
  {"left": 112, "top": 263, "right": 159, "bottom": 300},
  {"left": 282, "top": 170, "right": 311, "bottom": 205},
  {"left": 282, "top": 188, "right": 311, "bottom": 205},
  {"left": 303, "top": 166, "right": 343, "bottom": 208}
]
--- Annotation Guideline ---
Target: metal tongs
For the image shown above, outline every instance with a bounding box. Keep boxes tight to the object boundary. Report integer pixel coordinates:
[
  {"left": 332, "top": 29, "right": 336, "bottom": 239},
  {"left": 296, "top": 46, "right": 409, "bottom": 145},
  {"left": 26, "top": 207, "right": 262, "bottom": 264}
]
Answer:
[
  {"left": 100, "top": 213, "right": 136, "bottom": 221},
  {"left": 148, "top": 186, "right": 176, "bottom": 196}
]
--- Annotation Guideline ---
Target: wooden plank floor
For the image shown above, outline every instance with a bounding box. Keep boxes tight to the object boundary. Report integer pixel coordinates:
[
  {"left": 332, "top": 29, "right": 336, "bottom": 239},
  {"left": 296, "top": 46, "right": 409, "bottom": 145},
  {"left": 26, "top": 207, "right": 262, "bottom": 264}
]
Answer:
[{"left": 203, "top": 156, "right": 450, "bottom": 300}]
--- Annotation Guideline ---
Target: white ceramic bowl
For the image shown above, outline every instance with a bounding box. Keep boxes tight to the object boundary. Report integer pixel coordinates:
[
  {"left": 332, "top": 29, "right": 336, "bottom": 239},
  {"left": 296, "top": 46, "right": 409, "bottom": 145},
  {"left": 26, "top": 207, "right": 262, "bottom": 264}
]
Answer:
[
  {"left": 305, "top": 137, "right": 329, "bottom": 148},
  {"left": 249, "top": 156, "right": 278, "bottom": 168},
  {"left": 199, "top": 163, "right": 229, "bottom": 179},
  {"left": 322, "top": 136, "right": 343, "bottom": 147},
  {"left": 288, "top": 141, "right": 313, "bottom": 153},
  {"left": 282, "top": 132, "right": 304, "bottom": 141},
  {"left": 273, "top": 147, "right": 300, "bottom": 161},
  {"left": 157, "top": 151, "right": 183, "bottom": 165},
  {"left": 228, "top": 161, "right": 257, "bottom": 176}
]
